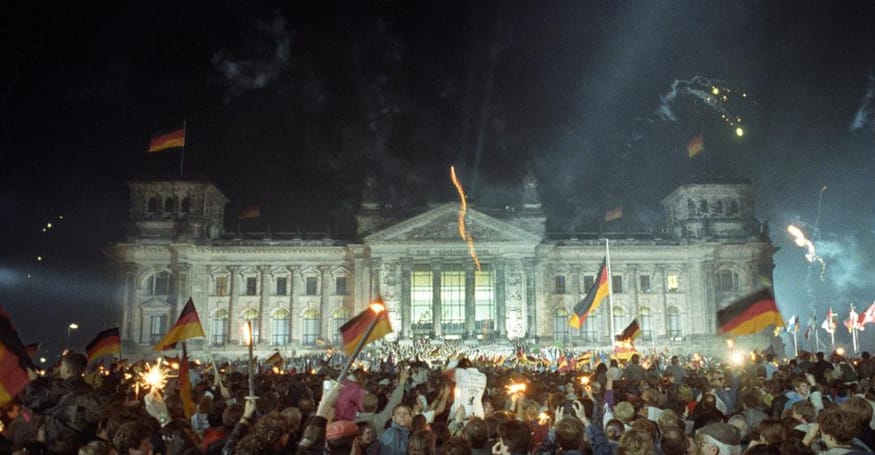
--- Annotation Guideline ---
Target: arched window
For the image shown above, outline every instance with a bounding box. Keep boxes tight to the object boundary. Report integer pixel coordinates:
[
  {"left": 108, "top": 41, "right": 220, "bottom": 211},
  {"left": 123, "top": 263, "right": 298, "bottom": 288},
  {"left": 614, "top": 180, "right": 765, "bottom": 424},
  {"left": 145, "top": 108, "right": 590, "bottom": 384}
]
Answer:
[
  {"left": 728, "top": 200, "right": 739, "bottom": 216},
  {"left": 667, "top": 307, "right": 682, "bottom": 338},
  {"left": 332, "top": 307, "right": 350, "bottom": 345},
  {"left": 302, "top": 309, "right": 320, "bottom": 346},
  {"left": 552, "top": 307, "right": 569, "bottom": 342},
  {"left": 272, "top": 309, "right": 290, "bottom": 345},
  {"left": 147, "top": 197, "right": 158, "bottom": 214},
  {"left": 164, "top": 197, "right": 175, "bottom": 213},
  {"left": 146, "top": 272, "right": 174, "bottom": 295},
  {"left": 713, "top": 200, "right": 724, "bottom": 215},
  {"left": 582, "top": 310, "right": 600, "bottom": 342},
  {"left": 211, "top": 309, "right": 229, "bottom": 345},
  {"left": 640, "top": 307, "right": 653, "bottom": 341},
  {"left": 180, "top": 197, "right": 191, "bottom": 214},
  {"left": 242, "top": 308, "right": 259, "bottom": 344},
  {"left": 717, "top": 270, "right": 739, "bottom": 292}
]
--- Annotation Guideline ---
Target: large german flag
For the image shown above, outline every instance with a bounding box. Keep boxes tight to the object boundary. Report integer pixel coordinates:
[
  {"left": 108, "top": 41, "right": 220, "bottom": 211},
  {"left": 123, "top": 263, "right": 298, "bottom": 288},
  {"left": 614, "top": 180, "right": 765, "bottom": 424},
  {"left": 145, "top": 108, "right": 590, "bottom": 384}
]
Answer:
[
  {"left": 615, "top": 318, "right": 641, "bottom": 342},
  {"left": 340, "top": 298, "right": 392, "bottom": 356},
  {"left": 147, "top": 128, "right": 185, "bottom": 153},
  {"left": 717, "top": 289, "right": 784, "bottom": 336},
  {"left": 570, "top": 258, "right": 609, "bottom": 329},
  {"left": 86, "top": 328, "right": 121, "bottom": 364},
  {"left": 154, "top": 298, "right": 205, "bottom": 351},
  {"left": 0, "top": 306, "right": 33, "bottom": 405}
]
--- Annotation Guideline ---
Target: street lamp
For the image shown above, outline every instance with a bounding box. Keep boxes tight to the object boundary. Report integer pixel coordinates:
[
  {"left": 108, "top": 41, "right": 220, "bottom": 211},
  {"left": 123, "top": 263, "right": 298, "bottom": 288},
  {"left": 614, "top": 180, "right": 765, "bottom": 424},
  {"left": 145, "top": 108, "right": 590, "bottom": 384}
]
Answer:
[{"left": 67, "top": 323, "right": 79, "bottom": 347}]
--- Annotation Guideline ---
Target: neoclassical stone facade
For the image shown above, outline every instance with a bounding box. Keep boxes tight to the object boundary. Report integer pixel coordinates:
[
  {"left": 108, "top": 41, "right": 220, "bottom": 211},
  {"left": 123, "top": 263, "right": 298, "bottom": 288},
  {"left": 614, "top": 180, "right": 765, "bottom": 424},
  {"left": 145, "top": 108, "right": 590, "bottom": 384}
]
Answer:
[{"left": 110, "top": 177, "right": 775, "bottom": 358}]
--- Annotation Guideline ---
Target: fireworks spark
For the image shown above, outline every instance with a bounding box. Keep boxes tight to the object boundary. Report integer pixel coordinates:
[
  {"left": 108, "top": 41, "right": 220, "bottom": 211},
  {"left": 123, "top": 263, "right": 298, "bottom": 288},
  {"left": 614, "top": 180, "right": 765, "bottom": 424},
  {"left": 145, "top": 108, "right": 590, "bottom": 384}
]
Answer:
[
  {"left": 787, "top": 224, "right": 826, "bottom": 279},
  {"left": 450, "top": 166, "right": 481, "bottom": 271},
  {"left": 656, "top": 75, "right": 752, "bottom": 133},
  {"left": 138, "top": 358, "right": 171, "bottom": 391}
]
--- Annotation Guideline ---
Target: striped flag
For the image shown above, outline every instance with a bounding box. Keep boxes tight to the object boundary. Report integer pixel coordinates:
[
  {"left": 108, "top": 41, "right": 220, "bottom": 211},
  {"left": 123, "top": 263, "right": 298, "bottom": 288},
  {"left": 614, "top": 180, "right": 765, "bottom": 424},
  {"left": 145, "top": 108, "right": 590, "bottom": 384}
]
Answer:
[
  {"left": 85, "top": 328, "right": 121, "bottom": 365},
  {"left": 238, "top": 205, "right": 260, "bottom": 220},
  {"left": 179, "top": 353, "right": 196, "bottom": 418},
  {"left": 687, "top": 134, "right": 704, "bottom": 158},
  {"left": 340, "top": 298, "right": 392, "bottom": 356},
  {"left": 821, "top": 308, "right": 836, "bottom": 334},
  {"left": 604, "top": 206, "right": 623, "bottom": 222},
  {"left": 717, "top": 289, "right": 784, "bottom": 336},
  {"left": 0, "top": 306, "right": 33, "bottom": 405},
  {"left": 859, "top": 302, "right": 875, "bottom": 328},
  {"left": 615, "top": 319, "right": 641, "bottom": 342},
  {"left": 570, "top": 258, "right": 609, "bottom": 329},
  {"left": 23, "top": 342, "right": 40, "bottom": 358},
  {"left": 154, "top": 298, "right": 205, "bottom": 351},
  {"left": 147, "top": 128, "right": 185, "bottom": 153},
  {"left": 786, "top": 315, "right": 799, "bottom": 333}
]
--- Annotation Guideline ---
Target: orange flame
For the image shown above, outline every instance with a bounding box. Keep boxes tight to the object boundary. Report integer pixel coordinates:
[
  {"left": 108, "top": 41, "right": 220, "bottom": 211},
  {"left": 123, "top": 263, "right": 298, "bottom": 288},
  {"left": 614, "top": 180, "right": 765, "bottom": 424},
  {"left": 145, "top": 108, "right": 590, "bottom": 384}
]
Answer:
[{"left": 450, "top": 166, "right": 481, "bottom": 271}]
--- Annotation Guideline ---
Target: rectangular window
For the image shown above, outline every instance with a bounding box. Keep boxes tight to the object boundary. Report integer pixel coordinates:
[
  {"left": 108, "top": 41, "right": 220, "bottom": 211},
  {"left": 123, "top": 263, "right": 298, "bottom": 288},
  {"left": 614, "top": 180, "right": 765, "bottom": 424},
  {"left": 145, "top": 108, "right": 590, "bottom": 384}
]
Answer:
[
  {"left": 245, "top": 277, "right": 258, "bottom": 295},
  {"left": 474, "top": 270, "right": 495, "bottom": 332},
  {"left": 667, "top": 273, "right": 679, "bottom": 292},
  {"left": 411, "top": 270, "right": 432, "bottom": 334},
  {"left": 582, "top": 311, "right": 599, "bottom": 342},
  {"left": 275, "top": 277, "right": 288, "bottom": 295},
  {"left": 302, "top": 318, "right": 320, "bottom": 345},
  {"left": 272, "top": 317, "right": 289, "bottom": 345},
  {"left": 441, "top": 270, "right": 465, "bottom": 335},
  {"left": 149, "top": 314, "right": 167, "bottom": 345},
  {"left": 612, "top": 275, "right": 623, "bottom": 293},
  {"left": 211, "top": 318, "right": 227, "bottom": 345},
  {"left": 305, "top": 277, "right": 318, "bottom": 295},
  {"left": 583, "top": 275, "right": 595, "bottom": 291},
  {"left": 335, "top": 276, "right": 348, "bottom": 295},
  {"left": 639, "top": 275, "right": 651, "bottom": 293},
  {"left": 215, "top": 276, "right": 228, "bottom": 296},
  {"left": 554, "top": 276, "right": 566, "bottom": 294}
]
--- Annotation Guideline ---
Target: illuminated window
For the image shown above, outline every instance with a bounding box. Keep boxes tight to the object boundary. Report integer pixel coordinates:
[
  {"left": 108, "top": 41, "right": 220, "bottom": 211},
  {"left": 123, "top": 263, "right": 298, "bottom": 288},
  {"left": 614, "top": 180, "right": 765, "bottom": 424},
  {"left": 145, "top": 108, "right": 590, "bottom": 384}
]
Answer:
[
  {"left": 667, "top": 307, "right": 682, "bottom": 338},
  {"left": 275, "top": 277, "right": 287, "bottom": 295},
  {"left": 335, "top": 276, "right": 348, "bottom": 295},
  {"left": 211, "top": 309, "right": 228, "bottom": 345},
  {"left": 554, "top": 276, "right": 566, "bottom": 294},
  {"left": 411, "top": 270, "right": 432, "bottom": 335},
  {"left": 552, "top": 307, "right": 569, "bottom": 342},
  {"left": 305, "top": 277, "right": 318, "bottom": 295},
  {"left": 474, "top": 270, "right": 495, "bottom": 333},
  {"left": 272, "top": 309, "right": 290, "bottom": 345},
  {"left": 666, "top": 273, "right": 680, "bottom": 292},
  {"left": 441, "top": 270, "right": 465, "bottom": 336},
  {"left": 215, "top": 276, "right": 228, "bottom": 296},
  {"left": 245, "top": 277, "right": 257, "bottom": 296},
  {"left": 302, "top": 309, "right": 320, "bottom": 345}
]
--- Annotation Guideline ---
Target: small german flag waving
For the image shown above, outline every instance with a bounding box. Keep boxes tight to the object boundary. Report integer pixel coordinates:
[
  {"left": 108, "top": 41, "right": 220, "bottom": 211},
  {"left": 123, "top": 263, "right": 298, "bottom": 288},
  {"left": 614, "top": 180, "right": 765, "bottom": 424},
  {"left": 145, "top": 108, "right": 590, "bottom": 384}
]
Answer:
[{"left": 148, "top": 128, "right": 185, "bottom": 153}]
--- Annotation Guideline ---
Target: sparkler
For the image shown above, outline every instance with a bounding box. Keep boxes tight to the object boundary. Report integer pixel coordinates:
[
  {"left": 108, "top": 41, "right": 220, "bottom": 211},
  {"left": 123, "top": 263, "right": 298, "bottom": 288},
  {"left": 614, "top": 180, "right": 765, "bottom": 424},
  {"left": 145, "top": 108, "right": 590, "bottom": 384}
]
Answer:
[
  {"left": 138, "top": 358, "right": 171, "bottom": 395},
  {"left": 506, "top": 383, "right": 527, "bottom": 394},
  {"left": 242, "top": 321, "right": 256, "bottom": 399},
  {"left": 450, "top": 166, "right": 481, "bottom": 271},
  {"left": 656, "top": 75, "right": 752, "bottom": 133}
]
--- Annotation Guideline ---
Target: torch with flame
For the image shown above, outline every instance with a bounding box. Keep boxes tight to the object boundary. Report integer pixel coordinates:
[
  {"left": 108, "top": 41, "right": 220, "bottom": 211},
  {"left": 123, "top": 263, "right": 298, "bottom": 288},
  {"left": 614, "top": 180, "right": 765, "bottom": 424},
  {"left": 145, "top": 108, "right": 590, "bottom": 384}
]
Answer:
[{"left": 506, "top": 383, "right": 527, "bottom": 395}]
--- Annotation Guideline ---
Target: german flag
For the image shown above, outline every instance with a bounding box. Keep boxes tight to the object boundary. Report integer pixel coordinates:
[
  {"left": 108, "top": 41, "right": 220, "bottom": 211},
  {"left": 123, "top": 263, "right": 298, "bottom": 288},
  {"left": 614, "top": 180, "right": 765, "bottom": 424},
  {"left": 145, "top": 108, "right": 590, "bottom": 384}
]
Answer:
[
  {"left": 24, "top": 342, "right": 40, "bottom": 358},
  {"left": 717, "top": 289, "right": 784, "bottom": 336},
  {"left": 238, "top": 204, "right": 260, "bottom": 220},
  {"left": 86, "top": 328, "right": 121, "bottom": 364},
  {"left": 147, "top": 128, "right": 185, "bottom": 153},
  {"left": 604, "top": 206, "right": 623, "bottom": 222},
  {"left": 570, "top": 258, "right": 609, "bottom": 329},
  {"left": 615, "top": 319, "right": 641, "bottom": 342},
  {"left": 179, "top": 353, "right": 196, "bottom": 418},
  {"left": 340, "top": 298, "right": 392, "bottom": 356},
  {"left": 154, "top": 298, "right": 206, "bottom": 351},
  {"left": 0, "top": 306, "right": 33, "bottom": 405},
  {"left": 266, "top": 351, "right": 283, "bottom": 369},
  {"left": 687, "top": 134, "right": 704, "bottom": 158}
]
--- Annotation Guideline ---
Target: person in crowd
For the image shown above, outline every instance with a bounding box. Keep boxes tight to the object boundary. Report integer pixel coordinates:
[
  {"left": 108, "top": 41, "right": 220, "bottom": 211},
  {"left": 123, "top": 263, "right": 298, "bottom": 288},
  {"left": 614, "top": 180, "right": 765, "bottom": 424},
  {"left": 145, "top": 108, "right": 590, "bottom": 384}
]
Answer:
[
  {"left": 377, "top": 404, "right": 413, "bottom": 455},
  {"left": 694, "top": 422, "right": 742, "bottom": 455}
]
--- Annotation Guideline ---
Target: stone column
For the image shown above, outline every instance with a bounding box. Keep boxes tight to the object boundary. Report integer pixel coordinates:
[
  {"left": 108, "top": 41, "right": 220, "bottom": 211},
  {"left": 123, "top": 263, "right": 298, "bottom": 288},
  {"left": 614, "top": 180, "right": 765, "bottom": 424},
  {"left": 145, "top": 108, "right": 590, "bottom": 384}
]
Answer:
[
  {"left": 319, "top": 266, "right": 331, "bottom": 339},
  {"left": 464, "top": 263, "right": 475, "bottom": 337},
  {"left": 495, "top": 262, "right": 507, "bottom": 338},
  {"left": 400, "top": 260, "right": 412, "bottom": 339},
  {"left": 432, "top": 261, "right": 442, "bottom": 337},
  {"left": 121, "top": 263, "right": 139, "bottom": 342},
  {"left": 287, "top": 266, "right": 298, "bottom": 345},
  {"left": 372, "top": 259, "right": 382, "bottom": 300},
  {"left": 258, "top": 266, "right": 270, "bottom": 344},
  {"left": 228, "top": 265, "right": 239, "bottom": 342},
  {"left": 524, "top": 259, "right": 537, "bottom": 338}
]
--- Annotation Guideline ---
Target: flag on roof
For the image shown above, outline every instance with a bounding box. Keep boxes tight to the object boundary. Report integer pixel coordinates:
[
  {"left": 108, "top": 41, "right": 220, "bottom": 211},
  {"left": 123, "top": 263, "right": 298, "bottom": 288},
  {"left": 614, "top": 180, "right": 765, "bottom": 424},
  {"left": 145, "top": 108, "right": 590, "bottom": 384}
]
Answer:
[
  {"left": 570, "top": 258, "right": 609, "bottom": 329},
  {"left": 717, "top": 289, "right": 783, "bottom": 336},
  {"left": 154, "top": 298, "right": 205, "bottom": 351},
  {"left": 339, "top": 298, "right": 392, "bottom": 356},
  {"left": 604, "top": 206, "right": 623, "bottom": 222},
  {"left": 687, "top": 134, "right": 704, "bottom": 158},
  {"left": 86, "top": 328, "right": 121, "bottom": 365},
  {"left": 147, "top": 127, "right": 185, "bottom": 153},
  {"left": 238, "top": 205, "right": 260, "bottom": 220}
]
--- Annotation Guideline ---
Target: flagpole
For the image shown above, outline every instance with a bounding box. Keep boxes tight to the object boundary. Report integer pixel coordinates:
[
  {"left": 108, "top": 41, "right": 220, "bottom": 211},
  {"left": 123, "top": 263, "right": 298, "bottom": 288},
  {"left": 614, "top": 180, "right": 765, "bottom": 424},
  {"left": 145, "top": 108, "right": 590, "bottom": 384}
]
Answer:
[
  {"left": 792, "top": 328, "right": 798, "bottom": 358},
  {"left": 605, "top": 238, "right": 616, "bottom": 347},
  {"left": 336, "top": 304, "right": 385, "bottom": 383},
  {"left": 814, "top": 313, "right": 821, "bottom": 352},
  {"left": 829, "top": 309, "right": 835, "bottom": 350},
  {"left": 180, "top": 117, "right": 186, "bottom": 177},
  {"left": 246, "top": 321, "right": 256, "bottom": 399},
  {"left": 851, "top": 303, "right": 858, "bottom": 355}
]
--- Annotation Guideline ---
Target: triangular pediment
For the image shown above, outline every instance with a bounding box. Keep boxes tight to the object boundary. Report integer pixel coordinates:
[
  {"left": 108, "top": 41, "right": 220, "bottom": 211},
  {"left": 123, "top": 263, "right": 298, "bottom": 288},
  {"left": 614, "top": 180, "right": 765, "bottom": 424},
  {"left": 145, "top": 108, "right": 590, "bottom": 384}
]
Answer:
[{"left": 364, "top": 203, "right": 542, "bottom": 243}]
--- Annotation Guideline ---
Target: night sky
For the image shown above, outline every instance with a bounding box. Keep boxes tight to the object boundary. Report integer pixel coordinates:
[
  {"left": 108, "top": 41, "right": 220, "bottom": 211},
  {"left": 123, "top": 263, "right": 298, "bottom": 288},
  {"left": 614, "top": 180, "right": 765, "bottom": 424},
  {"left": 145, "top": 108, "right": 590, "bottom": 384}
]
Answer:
[{"left": 3, "top": 1, "right": 875, "bottom": 359}]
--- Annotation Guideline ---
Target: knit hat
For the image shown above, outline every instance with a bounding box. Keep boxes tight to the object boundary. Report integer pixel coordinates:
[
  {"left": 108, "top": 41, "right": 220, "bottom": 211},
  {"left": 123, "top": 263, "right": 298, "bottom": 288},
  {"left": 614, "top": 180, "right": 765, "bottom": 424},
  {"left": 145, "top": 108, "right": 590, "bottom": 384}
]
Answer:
[{"left": 326, "top": 420, "right": 359, "bottom": 441}]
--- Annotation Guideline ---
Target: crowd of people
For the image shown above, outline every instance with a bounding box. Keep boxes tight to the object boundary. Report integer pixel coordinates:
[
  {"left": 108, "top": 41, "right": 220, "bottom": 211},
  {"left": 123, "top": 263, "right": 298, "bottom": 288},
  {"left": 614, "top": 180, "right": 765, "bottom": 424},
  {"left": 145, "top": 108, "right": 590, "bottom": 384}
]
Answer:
[{"left": 1, "top": 343, "right": 875, "bottom": 455}]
